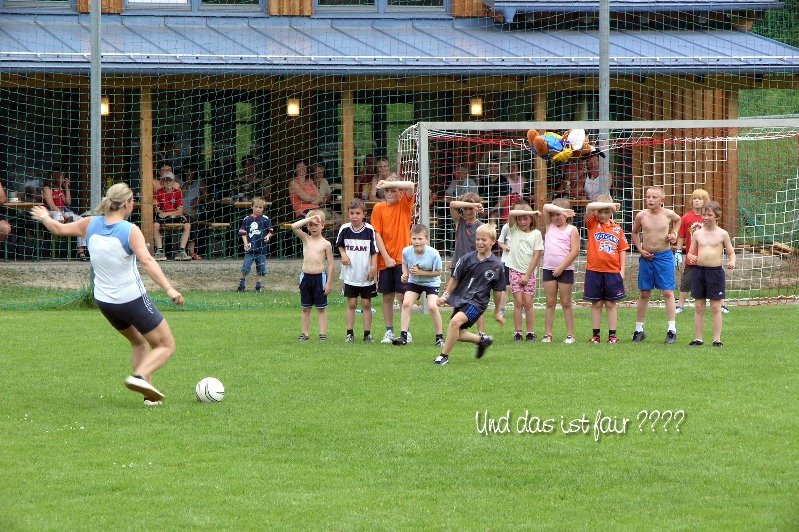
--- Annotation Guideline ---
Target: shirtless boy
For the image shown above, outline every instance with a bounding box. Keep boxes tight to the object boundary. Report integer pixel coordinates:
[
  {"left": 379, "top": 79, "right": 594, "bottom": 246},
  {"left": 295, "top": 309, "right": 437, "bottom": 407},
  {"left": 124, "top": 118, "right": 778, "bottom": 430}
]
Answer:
[
  {"left": 631, "top": 186, "right": 682, "bottom": 344},
  {"left": 686, "top": 201, "right": 736, "bottom": 347},
  {"left": 292, "top": 210, "right": 335, "bottom": 341}
]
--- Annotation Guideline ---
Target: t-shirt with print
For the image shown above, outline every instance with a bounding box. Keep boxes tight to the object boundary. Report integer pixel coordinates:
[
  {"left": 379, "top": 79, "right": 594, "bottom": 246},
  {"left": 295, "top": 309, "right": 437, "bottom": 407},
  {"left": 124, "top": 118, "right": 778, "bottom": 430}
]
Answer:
[
  {"left": 370, "top": 192, "right": 414, "bottom": 271},
  {"left": 678, "top": 210, "right": 703, "bottom": 254},
  {"left": 448, "top": 251, "right": 506, "bottom": 313},
  {"left": 336, "top": 222, "right": 378, "bottom": 287},
  {"left": 155, "top": 188, "right": 184, "bottom": 213},
  {"left": 585, "top": 213, "right": 630, "bottom": 273},
  {"left": 239, "top": 214, "right": 273, "bottom": 255},
  {"left": 402, "top": 245, "right": 442, "bottom": 287}
]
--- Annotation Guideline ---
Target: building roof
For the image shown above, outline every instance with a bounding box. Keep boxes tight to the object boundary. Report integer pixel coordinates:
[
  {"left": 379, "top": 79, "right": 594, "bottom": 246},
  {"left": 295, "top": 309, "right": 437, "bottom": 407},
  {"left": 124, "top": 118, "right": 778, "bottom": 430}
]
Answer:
[{"left": 1, "top": 14, "right": 798, "bottom": 75}]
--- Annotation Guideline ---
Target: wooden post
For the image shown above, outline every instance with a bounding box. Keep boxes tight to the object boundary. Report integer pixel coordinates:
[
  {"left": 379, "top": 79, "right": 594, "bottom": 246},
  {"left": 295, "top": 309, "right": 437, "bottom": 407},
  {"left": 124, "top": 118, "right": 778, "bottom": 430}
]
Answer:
[
  {"left": 533, "top": 90, "right": 547, "bottom": 213},
  {"left": 140, "top": 87, "right": 154, "bottom": 249},
  {"left": 341, "top": 91, "right": 355, "bottom": 209},
  {"left": 725, "top": 90, "right": 740, "bottom": 240}
]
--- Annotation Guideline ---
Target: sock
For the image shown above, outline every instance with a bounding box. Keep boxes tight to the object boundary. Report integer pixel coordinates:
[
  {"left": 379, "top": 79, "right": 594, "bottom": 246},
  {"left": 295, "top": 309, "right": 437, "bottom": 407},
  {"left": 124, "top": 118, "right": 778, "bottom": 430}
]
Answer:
[
  {"left": 436, "top": 333, "right": 444, "bottom": 339},
  {"left": 364, "top": 330, "right": 371, "bottom": 338},
  {"left": 239, "top": 278, "right": 246, "bottom": 286},
  {"left": 593, "top": 329, "right": 600, "bottom": 336},
  {"left": 609, "top": 330, "right": 617, "bottom": 337},
  {"left": 668, "top": 321, "right": 676, "bottom": 333},
  {"left": 347, "top": 329, "right": 354, "bottom": 336},
  {"left": 386, "top": 326, "right": 394, "bottom": 332},
  {"left": 636, "top": 322, "right": 644, "bottom": 333}
]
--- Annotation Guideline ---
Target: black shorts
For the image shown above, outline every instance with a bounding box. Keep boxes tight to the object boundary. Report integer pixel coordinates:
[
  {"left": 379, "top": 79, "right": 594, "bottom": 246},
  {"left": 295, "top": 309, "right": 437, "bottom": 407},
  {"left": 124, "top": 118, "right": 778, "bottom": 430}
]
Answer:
[
  {"left": 403, "top": 282, "right": 440, "bottom": 297},
  {"left": 680, "top": 265, "right": 695, "bottom": 293},
  {"left": 691, "top": 266, "right": 726, "bottom": 300},
  {"left": 95, "top": 295, "right": 164, "bottom": 335},
  {"left": 378, "top": 265, "right": 405, "bottom": 295},
  {"left": 503, "top": 265, "right": 511, "bottom": 287},
  {"left": 542, "top": 268, "right": 575, "bottom": 284},
  {"left": 342, "top": 283, "right": 377, "bottom": 300},
  {"left": 453, "top": 304, "right": 484, "bottom": 330},
  {"left": 582, "top": 270, "right": 627, "bottom": 302},
  {"left": 300, "top": 272, "right": 328, "bottom": 309},
  {"left": 155, "top": 215, "right": 187, "bottom": 226}
]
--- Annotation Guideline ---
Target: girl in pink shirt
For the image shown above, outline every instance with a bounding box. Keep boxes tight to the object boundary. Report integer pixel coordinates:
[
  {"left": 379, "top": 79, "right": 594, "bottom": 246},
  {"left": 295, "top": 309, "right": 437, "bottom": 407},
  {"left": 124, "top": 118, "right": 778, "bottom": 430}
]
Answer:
[{"left": 541, "top": 198, "right": 581, "bottom": 343}]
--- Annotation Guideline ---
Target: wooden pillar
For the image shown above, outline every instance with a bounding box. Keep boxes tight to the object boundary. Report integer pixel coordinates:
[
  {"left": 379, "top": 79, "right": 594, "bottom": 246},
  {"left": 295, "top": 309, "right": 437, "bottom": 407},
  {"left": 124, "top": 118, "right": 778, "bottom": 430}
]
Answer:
[
  {"left": 140, "top": 87, "right": 154, "bottom": 247},
  {"left": 341, "top": 91, "right": 355, "bottom": 209},
  {"left": 533, "top": 90, "right": 547, "bottom": 212},
  {"left": 724, "top": 90, "right": 740, "bottom": 239}
]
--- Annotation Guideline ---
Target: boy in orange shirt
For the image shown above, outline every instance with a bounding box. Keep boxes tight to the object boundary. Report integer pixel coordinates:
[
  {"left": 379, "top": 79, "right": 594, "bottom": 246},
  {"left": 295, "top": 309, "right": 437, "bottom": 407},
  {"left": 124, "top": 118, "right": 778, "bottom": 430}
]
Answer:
[
  {"left": 583, "top": 195, "right": 630, "bottom": 343},
  {"left": 372, "top": 174, "right": 416, "bottom": 343}
]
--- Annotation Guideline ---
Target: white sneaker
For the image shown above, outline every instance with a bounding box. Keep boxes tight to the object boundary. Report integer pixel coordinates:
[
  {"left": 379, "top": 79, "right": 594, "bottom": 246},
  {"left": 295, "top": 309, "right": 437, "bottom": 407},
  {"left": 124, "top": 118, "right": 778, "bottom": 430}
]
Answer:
[
  {"left": 676, "top": 306, "right": 685, "bottom": 314},
  {"left": 174, "top": 250, "right": 191, "bottom": 261},
  {"left": 721, "top": 305, "right": 731, "bottom": 314},
  {"left": 563, "top": 336, "right": 577, "bottom": 344},
  {"left": 124, "top": 375, "right": 164, "bottom": 402},
  {"left": 406, "top": 331, "right": 412, "bottom": 344},
  {"left": 154, "top": 249, "right": 166, "bottom": 261},
  {"left": 381, "top": 330, "right": 395, "bottom": 343},
  {"left": 143, "top": 399, "right": 163, "bottom": 406}
]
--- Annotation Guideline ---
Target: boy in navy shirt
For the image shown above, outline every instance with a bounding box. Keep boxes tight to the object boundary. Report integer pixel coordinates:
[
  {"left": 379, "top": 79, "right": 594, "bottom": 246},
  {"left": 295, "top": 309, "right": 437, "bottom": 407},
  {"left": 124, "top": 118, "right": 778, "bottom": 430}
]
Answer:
[{"left": 237, "top": 197, "right": 273, "bottom": 292}]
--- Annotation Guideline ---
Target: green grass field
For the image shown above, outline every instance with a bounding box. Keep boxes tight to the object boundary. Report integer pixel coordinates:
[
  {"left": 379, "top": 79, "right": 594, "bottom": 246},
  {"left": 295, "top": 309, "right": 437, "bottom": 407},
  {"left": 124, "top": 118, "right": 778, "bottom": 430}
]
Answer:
[{"left": 2, "top": 303, "right": 798, "bottom": 530}]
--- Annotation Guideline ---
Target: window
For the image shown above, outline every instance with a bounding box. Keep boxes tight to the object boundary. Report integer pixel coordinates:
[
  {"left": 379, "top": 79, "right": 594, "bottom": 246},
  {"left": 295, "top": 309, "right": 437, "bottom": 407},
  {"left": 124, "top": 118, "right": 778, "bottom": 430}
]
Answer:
[{"left": 317, "top": 0, "right": 444, "bottom": 12}]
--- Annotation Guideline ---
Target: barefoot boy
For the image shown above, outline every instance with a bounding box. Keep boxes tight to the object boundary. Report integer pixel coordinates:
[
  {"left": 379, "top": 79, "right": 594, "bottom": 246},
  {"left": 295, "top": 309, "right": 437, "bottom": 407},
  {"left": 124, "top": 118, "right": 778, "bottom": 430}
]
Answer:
[
  {"left": 372, "top": 175, "right": 416, "bottom": 343},
  {"left": 686, "top": 201, "right": 736, "bottom": 347},
  {"left": 337, "top": 198, "right": 378, "bottom": 343},
  {"left": 435, "top": 224, "right": 505, "bottom": 365},
  {"left": 292, "top": 210, "right": 335, "bottom": 341},
  {"left": 631, "top": 186, "right": 682, "bottom": 344},
  {"left": 584, "top": 195, "right": 629, "bottom": 343},
  {"left": 392, "top": 224, "right": 444, "bottom": 347}
]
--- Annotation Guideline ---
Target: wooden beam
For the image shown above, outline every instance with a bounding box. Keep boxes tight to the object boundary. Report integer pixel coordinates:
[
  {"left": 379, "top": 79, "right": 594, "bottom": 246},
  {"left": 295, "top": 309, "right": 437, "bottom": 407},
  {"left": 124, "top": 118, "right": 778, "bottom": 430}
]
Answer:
[
  {"left": 341, "top": 91, "right": 356, "bottom": 208},
  {"left": 140, "top": 87, "right": 154, "bottom": 248}
]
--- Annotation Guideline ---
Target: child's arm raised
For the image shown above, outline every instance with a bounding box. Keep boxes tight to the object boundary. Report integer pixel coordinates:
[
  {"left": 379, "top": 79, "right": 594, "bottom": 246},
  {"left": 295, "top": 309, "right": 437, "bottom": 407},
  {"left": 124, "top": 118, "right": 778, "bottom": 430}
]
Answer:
[
  {"left": 376, "top": 180, "right": 416, "bottom": 194},
  {"left": 542, "top": 203, "right": 575, "bottom": 226},
  {"left": 584, "top": 201, "right": 619, "bottom": 218},
  {"left": 507, "top": 209, "right": 542, "bottom": 228},
  {"left": 291, "top": 215, "right": 320, "bottom": 242}
]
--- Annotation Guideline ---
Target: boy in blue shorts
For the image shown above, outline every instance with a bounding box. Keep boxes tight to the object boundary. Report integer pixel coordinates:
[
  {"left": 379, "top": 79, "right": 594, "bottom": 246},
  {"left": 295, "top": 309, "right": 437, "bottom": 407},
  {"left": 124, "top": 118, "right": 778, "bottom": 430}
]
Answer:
[
  {"left": 435, "top": 224, "right": 505, "bottom": 365},
  {"left": 686, "top": 201, "right": 736, "bottom": 347},
  {"left": 631, "top": 186, "right": 682, "bottom": 344},
  {"left": 584, "top": 195, "right": 629, "bottom": 343},
  {"left": 292, "top": 210, "right": 335, "bottom": 341},
  {"left": 393, "top": 224, "right": 444, "bottom": 347},
  {"left": 237, "top": 197, "right": 273, "bottom": 292}
]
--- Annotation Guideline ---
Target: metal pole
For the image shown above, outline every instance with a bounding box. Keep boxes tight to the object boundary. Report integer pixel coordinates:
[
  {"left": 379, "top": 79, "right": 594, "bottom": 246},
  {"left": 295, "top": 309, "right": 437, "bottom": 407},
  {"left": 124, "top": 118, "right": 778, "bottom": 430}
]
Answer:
[
  {"left": 90, "top": 0, "right": 102, "bottom": 210},
  {"left": 598, "top": 0, "right": 611, "bottom": 190}
]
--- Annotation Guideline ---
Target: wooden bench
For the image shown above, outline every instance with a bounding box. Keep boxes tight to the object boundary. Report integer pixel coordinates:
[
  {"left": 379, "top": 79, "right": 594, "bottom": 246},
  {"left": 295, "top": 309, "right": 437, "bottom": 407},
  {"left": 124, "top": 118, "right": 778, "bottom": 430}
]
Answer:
[{"left": 201, "top": 222, "right": 232, "bottom": 259}]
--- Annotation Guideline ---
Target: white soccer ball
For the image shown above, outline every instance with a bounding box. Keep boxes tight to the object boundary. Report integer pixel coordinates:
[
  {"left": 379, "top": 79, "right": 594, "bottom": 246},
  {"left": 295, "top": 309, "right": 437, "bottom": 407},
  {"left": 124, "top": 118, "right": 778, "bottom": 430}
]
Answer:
[{"left": 195, "top": 377, "right": 225, "bottom": 403}]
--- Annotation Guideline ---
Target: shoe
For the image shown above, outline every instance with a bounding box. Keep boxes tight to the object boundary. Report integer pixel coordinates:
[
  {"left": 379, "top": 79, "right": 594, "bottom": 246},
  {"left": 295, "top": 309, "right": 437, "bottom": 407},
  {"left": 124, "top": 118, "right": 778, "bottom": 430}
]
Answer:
[
  {"left": 632, "top": 331, "right": 647, "bottom": 343},
  {"left": 237, "top": 285, "right": 245, "bottom": 292},
  {"left": 356, "top": 308, "right": 377, "bottom": 314},
  {"left": 393, "top": 301, "right": 400, "bottom": 311},
  {"left": 689, "top": 339, "right": 704, "bottom": 346},
  {"left": 406, "top": 332, "right": 413, "bottom": 344},
  {"left": 255, "top": 286, "right": 263, "bottom": 293},
  {"left": 319, "top": 334, "right": 327, "bottom": 342},
  {"left": 154, "top": 249, "right": 166, "bottom": 261},
  {"left": 434, "top": 354, "right": 449, "bottom": 365},
  {"left": 665, "top": 331, "right": 677, "bottom": 344},
  {"left": 297, "top": 333, "right": 309, "bottom": 341},
  {"left": 721, "top": 306, "right": 731, "bottom": 314},
  {"left": 526, "top": 333, "right": 536, "bottom": 342},
  {"left": 143, "top": 399, "right": 163, "bottom": 406},
  {"left": 514, "top": 332, "right": 523, "bottom": 342},
  {"left": 476, "top": 335, "right": 494, "bottom": 359},
  {"left": 124, "top": 375, "right": 164, "bottom": 402},
  {"left": 676, "top": 306, "right": 684, "bottom": 314},
  {"left": 345, "top": 333, "right": 355, "bottom": 343},
  {"left": 381, "top": 330, "right": 395, "bottom": 344},
  {"left": 435, "top": 337, "right": 445, "bottom": 348},
  {"left": 364, "top": 334, "right": 375, "bottom": 343},
  {"left": 712, "top": 341, "right": 723, "bottom": 347},
  {"left": 607, "top": 336, "right": 619, "bottom": 344},
  {"left": 190, "top": 253, "right": 204, "bottom": 261},
  {"left": 174, "top": 250, "right": 191, "bottom": 261},
  {"left": 541, "top": 335, "right": 553, "bottom": 343},
  {"left": 563, "top": 336, "right": 576, "bottom": 344},
  {"left": 392, "top": 336, "right": 408, "bottom": 346},
  {"left": 589, "top": 335, "right": 601, "bottom": 344}
]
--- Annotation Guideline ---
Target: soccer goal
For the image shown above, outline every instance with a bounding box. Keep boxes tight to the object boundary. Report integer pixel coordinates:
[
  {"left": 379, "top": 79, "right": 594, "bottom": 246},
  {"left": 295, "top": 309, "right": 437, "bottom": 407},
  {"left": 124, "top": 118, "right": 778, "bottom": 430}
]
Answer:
[{"left": 398, "top": 119, "right": 799, "bottom": 305}]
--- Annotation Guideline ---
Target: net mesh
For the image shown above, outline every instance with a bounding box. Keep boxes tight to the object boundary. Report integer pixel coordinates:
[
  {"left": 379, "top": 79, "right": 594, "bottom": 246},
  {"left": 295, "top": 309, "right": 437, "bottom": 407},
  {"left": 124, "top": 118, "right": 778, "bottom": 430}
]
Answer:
[{"left": 1, "top": 2, "right": 799, "bottom": 309}]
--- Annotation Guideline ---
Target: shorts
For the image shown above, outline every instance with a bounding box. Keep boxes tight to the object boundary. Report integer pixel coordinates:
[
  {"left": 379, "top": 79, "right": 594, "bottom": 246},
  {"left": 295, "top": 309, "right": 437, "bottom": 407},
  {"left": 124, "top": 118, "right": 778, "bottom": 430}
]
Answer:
[
  {"left": 300, "top": 272, "right": 328, "bottom": 309},
  {"left": 241, "top": 252, "right": 267, "bottom": 276},
  {"left": 95, "top": 295, "right": 164, "bottom": 335},
  {"left": 542, "top": 268, "right": 575, "bottom": 284},
  {"left": 691, "top": 266, "right": 726, "bottom": 300},
  {"left": 638, "top": 250, "right": 676, "bottom": 291},
  {"left": 453, "top": 304, "right": 484, "bottom": 330},
  {"left": 583, "top": 270, "right": 627, "bottom": 302},
  {"left": 509, "top": 268, "right": 537, "bottom": 295},
  {"left": 680, "top": 264, "right": 695, "bottom": 293},
  {"left": 377, "top": 265, "right": 405, "bottom": 294},
  {"left": 155, "top": 215, "right": 188, "bottom": 226},
  {"left": 342, "top": 283, "right": 377, "bottom": 300},
  {"left": 403, "top": 282, "right": 440, "bottom": 298},
  {"left": 503, "top": 265, "right": 511, "bottom": 287}
]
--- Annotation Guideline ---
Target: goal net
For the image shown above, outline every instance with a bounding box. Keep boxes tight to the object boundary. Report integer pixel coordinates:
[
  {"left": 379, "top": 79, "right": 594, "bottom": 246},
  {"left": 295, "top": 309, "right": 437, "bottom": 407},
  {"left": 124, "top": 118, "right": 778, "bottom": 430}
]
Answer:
[{"left": 399, "top": 120, "right": 799, "bottom": 306}]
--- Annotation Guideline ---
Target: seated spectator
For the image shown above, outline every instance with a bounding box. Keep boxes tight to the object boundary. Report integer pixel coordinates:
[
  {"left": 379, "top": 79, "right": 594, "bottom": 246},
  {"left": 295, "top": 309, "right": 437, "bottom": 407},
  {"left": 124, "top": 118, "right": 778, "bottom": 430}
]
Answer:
[
  {"left": 43, "top": 167, "right": 88, "bottom": 260},
  {"left": 551, "top": 163, "right": 581, "bottom": 201},
  {"left": 581, "top": 153, "right": 612, "bottom": 201},
  {"left": 367, "top": 157, "right": 392, "bottom": 201},
  {"left": 153, "top": 160, "right": 178, "bottom": 194},
  {"left": 0, "top": 180, "right": 12, "bottom": 244},
  {"left": 153, "top": 172, "right": 192, "bottom": 261},
  {"left": 288, "top": 160, "right": 324, "bottom": 219},
  {"left": 236, "top": 155, "right": 270, "bottom": 202},
  {"left": 440, "top": 163, "right": 479, "bottom": 200},
  {"left": 356, "top": 154, "right": 376, "bottom": 200},
  {"left": 180, "top": 161, "right": 209, "bottom": 260},
  {"left": 312, "top": 162, "right": 341, "bottom": 227}
]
